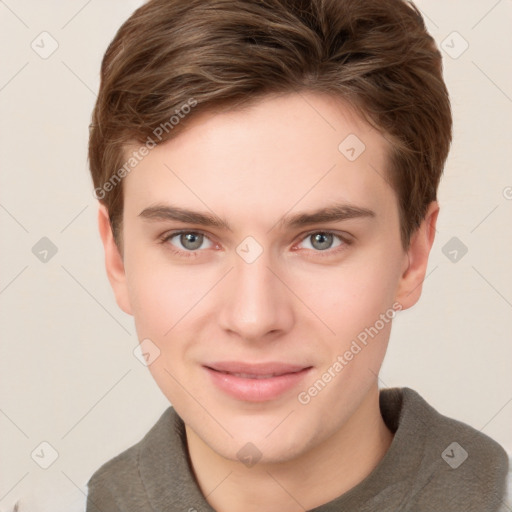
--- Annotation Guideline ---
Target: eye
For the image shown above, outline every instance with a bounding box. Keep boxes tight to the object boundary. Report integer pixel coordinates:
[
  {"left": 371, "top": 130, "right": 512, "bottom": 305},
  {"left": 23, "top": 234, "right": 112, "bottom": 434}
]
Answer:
[
  {"left": 159, "top": 229, "right": 351, "bottom": 259},
  {"left": 161, "top": 230, "right": 215, "bottom": 256},
  {"left": 295, "top": 231, "right": 350, "bottom": 255}
]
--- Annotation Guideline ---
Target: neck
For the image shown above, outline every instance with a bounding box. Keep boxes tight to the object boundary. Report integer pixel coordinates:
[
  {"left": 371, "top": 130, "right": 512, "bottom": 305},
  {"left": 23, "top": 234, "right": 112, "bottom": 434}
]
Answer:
[{"left": 185, "top": 384, "right": 393, "bottom": 512}]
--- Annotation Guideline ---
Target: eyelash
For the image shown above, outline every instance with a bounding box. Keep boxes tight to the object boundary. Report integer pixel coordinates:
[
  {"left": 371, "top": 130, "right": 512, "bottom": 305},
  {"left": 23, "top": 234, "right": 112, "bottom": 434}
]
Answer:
[{"left": 158, "top": 230, "right": 353, "bottom": 259}]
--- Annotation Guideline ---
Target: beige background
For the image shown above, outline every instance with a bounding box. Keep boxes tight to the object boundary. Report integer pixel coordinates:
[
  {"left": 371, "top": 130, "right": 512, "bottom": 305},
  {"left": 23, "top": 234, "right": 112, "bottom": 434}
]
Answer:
[{"left": 1, "top": 1, "right": 511, "bottom": 510}]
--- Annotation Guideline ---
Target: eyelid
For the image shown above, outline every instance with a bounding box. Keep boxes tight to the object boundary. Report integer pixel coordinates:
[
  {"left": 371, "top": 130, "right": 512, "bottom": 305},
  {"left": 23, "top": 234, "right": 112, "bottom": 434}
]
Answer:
[
  {"left": 294, "top": 228, "right": 353, "bottom": 244},
  {"left": 291, "top": 230, "right": 352, "bottom": 256},
  {"left": 159, "top": 228, "right": 352, "bottom": 256},
  {"left": 159, "top": 229, "right": 218, "bottom": 251}
]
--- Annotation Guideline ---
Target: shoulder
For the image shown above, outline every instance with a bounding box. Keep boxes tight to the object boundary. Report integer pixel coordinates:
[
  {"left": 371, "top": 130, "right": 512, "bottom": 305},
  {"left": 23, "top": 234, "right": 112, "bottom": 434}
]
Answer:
[
  {"left": 86, "top": 439, "right": 141, "bottom": 499},
  {"left": 86, "top": 407, "right": 176, "bottom": 510},
  {"left": 500, "top": 455, "right": 512, "bottom": 512},
  {"left": 399, "top": 387, "right": 509, "bottom": 510}
]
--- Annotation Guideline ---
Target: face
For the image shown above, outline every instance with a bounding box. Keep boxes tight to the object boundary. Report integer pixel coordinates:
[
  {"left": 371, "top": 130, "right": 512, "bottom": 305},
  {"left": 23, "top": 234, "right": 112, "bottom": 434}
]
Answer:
[{"left": 99, "top": 92, "right": 436, "bottom": 464}]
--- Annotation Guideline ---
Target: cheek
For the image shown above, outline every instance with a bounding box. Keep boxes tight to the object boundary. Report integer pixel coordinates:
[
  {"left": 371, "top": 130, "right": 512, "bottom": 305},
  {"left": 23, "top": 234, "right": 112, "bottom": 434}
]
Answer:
[
  {"left": 124, "top": 226, "right": 403, "bottom": 345},
  {"left": 126, "top": 270, "right": 172, "bottom": 339},
  {"left": 124, "top": 260, "right": 205, "bottom": 405},
  {"left": 294, "top": 251, "right": 402, "bottom": 339},
  {"left": 123, "top": 238, "right": 207, "bottom": 337}
]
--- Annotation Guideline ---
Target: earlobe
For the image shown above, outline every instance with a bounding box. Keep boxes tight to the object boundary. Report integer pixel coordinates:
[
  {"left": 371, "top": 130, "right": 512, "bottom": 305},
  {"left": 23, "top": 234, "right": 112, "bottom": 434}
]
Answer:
[
  {"left": 395, "top": 201, "right": 439, "bottom": 310},
  {"left": 97, "top": 204, "right": 133, "bottom": 316}
]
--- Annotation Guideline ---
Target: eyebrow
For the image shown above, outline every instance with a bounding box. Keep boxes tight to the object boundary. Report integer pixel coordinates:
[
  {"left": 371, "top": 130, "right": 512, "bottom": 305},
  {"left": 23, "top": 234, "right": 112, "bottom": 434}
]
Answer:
[{"left": 138, "top": 202, "right": 376, "bottom": 231}]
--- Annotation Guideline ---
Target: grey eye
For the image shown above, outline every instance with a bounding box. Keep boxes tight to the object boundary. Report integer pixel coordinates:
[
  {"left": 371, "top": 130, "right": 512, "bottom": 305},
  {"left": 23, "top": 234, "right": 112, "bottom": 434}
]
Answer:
[
  {"left": 178, "top": 232, "right": 204, "bottom": 250},
  {"left": 309, "top": 232, "right": 334, "bottom": 251},
  {"left": 299, "top": 232, "right": 345, "bottom": 252}
]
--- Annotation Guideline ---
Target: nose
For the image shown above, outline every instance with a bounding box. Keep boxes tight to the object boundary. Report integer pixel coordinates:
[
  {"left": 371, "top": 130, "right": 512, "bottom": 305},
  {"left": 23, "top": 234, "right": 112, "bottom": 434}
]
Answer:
[{"left": 217, "top": 248, "right": 295, "bottom": 343}]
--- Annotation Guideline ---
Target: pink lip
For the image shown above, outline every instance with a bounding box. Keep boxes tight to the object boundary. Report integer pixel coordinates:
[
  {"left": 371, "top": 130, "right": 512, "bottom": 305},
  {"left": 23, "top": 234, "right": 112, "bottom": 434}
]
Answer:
[{"left": 204, "top": 361, "right": 312, "bottom": 402}]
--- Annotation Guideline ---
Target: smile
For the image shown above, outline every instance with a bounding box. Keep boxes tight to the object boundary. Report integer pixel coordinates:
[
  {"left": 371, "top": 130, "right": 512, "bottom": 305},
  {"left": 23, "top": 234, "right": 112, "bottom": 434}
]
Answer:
[{"left": 204, "top": 362, "right": 312, "bottom": 402}]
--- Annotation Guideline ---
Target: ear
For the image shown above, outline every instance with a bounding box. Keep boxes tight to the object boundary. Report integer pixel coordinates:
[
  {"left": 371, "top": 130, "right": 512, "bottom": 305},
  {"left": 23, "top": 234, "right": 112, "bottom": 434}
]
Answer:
[
  {"left": 97, "top": 203, "right": 133, "bottom": 316},
  {"left": 395, "top": 201, "right": 439, "bottom": 310}
]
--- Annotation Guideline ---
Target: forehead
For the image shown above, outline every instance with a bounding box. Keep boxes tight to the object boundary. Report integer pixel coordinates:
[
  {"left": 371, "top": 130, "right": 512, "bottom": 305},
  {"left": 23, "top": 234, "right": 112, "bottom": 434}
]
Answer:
[{"left": 122, "top": 92, "right": 395, "bottom": 224}]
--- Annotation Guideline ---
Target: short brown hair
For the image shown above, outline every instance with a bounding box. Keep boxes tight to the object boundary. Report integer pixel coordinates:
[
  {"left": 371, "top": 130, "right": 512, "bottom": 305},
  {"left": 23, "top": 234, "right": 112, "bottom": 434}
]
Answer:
[{"left": 88, "top": 0, "right": 452, "bottom": 251}]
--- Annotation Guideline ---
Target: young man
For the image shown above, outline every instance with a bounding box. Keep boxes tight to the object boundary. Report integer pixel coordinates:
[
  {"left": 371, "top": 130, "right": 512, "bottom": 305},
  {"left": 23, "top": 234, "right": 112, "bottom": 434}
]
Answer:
[{"left": 86, "top": 0, "right": 510, "bottom": 510}]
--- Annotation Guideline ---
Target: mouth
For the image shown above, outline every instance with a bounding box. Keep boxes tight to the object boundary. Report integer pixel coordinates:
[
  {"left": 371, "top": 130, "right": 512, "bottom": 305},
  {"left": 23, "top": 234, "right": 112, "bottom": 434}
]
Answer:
[
  {"left": 213, "top": 372, "right": 297, "bottom": 379},
  {"left": 204, "top": 362, "right": 313, "bottom": 402}
]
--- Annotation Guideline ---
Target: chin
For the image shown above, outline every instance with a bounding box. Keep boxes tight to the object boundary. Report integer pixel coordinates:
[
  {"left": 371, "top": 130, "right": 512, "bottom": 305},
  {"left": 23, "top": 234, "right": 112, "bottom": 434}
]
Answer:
[{"left": 198, "top": 410, "right": 323, "bottom": 466}]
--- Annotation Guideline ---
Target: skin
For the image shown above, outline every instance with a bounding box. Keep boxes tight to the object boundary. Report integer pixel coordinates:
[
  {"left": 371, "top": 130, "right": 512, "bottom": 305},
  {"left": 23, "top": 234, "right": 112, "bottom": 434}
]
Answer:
[{"left": 98, "top": 91, "right": 438, "bottom": 512}]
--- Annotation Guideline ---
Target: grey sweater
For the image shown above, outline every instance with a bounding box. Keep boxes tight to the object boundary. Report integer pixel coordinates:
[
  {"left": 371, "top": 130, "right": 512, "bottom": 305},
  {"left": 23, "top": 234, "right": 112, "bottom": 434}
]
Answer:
[{"left": 86, "top": 387, "right": 509, "bottom": 511}]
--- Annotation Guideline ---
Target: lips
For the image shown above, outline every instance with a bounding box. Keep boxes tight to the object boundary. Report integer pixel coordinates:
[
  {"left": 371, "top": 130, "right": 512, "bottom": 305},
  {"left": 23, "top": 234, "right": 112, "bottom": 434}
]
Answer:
[
  {"left": 206, "top": 361, "right": 309, "bottom": 377},
  {"left": 220, "top": 372, "right": 287, "bottom": 379},
  {"left": 204, "top": 361, "right": 312, "bottom": 402}
]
